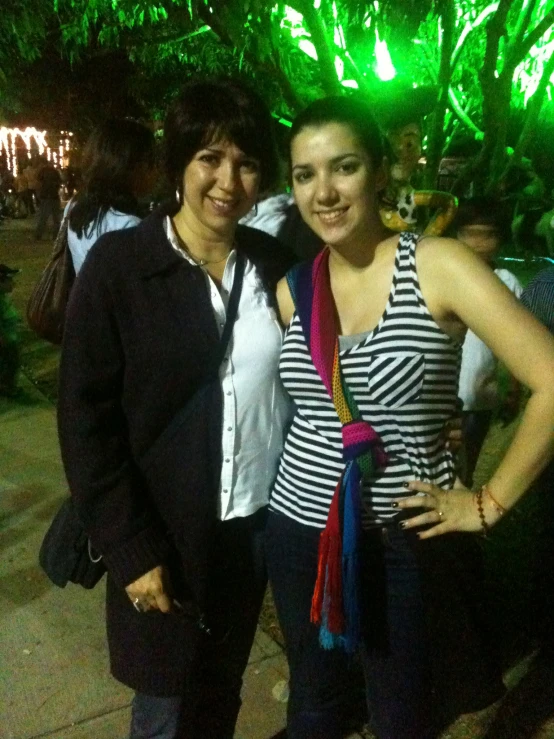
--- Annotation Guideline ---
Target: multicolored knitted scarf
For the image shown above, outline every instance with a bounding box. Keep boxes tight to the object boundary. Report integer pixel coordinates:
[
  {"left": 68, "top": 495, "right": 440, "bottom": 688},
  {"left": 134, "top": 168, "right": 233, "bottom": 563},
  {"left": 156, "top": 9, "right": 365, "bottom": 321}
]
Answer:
[{"left": 287, "top": 248, "right": 388, "bottom": 653}]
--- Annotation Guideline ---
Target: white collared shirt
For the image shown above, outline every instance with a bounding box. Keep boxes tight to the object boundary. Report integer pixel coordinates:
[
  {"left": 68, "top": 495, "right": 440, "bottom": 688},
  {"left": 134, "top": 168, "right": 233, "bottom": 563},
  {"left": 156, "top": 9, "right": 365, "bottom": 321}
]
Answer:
[
  {"left": 165, "top": 217, "right": 292, "bottom": 520},
  {"left": 459, "top": 268, "right": 522, "bottom": 410}
]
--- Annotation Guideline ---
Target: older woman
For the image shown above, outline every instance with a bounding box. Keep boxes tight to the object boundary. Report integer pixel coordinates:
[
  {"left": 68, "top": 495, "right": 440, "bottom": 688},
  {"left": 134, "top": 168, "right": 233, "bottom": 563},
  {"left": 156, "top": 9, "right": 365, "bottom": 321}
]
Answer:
[
  {"left": 57, "top": 79, "right": 293, "bottom": 739},
  {"left": 266, "top": 95, "right": 554, "bottom": 739}
]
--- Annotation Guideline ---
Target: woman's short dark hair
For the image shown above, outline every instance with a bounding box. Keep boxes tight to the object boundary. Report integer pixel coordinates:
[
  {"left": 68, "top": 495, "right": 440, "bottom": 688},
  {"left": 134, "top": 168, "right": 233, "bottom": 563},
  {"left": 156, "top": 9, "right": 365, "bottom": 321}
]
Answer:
[
  {"left": 164, "top": 78, "right": 280, "bottom": 195},
  {"left": 69, "top": 119, "right": 156, "bottom": 238},
  {"left": 290, "top": 95, "right": 384, "bottom": 170}
]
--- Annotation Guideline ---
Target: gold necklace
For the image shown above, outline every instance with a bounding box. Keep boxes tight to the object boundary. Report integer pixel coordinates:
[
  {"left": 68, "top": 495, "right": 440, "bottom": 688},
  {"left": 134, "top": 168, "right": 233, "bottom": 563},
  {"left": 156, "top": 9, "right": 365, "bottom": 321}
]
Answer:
[{"left": 171, "top": 219, "right": 232, "bottom": 267}]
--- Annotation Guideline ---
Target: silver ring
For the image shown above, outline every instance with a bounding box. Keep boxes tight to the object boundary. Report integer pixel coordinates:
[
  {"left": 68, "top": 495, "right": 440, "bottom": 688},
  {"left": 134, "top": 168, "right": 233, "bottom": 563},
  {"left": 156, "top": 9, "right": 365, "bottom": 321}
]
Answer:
[
  {"left": 132, "top": 598, "right": 142, "bottom": 612},
  {"left": 437, "top": 510, "right": 444, "bottom": 521}
]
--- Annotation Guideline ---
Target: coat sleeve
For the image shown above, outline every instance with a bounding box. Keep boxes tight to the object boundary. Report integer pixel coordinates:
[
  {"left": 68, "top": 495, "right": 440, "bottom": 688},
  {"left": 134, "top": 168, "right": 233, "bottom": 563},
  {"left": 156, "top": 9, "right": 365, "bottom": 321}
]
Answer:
[{"left": 57, "top": 254, "right": 169, "bottom": 587}]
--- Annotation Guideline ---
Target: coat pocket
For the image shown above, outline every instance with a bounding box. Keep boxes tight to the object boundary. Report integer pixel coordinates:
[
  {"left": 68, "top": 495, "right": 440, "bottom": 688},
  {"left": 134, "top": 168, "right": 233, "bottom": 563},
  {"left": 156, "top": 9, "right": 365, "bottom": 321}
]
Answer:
[{"left": 367, "top": 352, "right": 425, "bottom": 409}]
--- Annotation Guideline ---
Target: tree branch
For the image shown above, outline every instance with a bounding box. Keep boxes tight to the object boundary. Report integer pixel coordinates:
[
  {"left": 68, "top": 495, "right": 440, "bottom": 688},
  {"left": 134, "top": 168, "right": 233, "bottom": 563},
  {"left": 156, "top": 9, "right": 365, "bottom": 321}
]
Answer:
[
  {"left": 451, "top": 3, "right": 498, "bottom": 73},
  {"left": 511, "top": 0, "right": 538, "bottom": 52},
  {"left": 424, "top": 0, "right": 456, "bottom": 188},
  {"left": 448, "top": 87, "right": 482, "bottom": 135},
  {"left": 480, "top": 0, "right": 512, "bottom": 91},
  {"left": 287, "top": 0, "right": 341, "bottom": 95},
  {"left": 508, "top": 48, "right": 554, "bottom": 171},
  {"left": 196, "top": 4, "right": 235, "bottom": 46},
  {"left": 143, "top": 25, "right": 213, "bottom": 46},
  {"left": 517, "top": 6, "right": 554, "bottom": 62}
]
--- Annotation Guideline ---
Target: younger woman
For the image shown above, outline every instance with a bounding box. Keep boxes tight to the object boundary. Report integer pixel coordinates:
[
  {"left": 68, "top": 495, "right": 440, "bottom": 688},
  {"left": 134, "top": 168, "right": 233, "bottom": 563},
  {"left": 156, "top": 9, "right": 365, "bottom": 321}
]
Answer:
[{"left": 266, "top": 95, "right": 554, "bottom": 739}]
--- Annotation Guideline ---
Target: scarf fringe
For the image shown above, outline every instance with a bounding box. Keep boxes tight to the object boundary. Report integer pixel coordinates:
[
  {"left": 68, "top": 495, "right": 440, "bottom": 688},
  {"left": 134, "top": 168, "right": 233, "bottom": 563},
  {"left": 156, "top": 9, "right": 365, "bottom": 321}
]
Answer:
[
  {"left": 310, "top": 530, "right": 344, "bottom": 634},
  {"left": 342, "top": 549, "right": 361, "bottom": 653}
]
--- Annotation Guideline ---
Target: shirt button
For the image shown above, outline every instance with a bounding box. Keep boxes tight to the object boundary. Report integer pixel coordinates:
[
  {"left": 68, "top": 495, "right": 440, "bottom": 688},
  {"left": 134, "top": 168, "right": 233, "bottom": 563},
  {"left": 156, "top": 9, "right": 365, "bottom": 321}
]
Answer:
[
  {"left": 226, "top": 391, "right": 232, "bottom": 396},
  {"left": 223, "top": 489, "right": 228, "bottom": 494},
  {"left": 225, "top": 458, "right": 230, "bottom": 463},
  {"left": 227, "top": 426, "right": 232, "bottom": 431}
]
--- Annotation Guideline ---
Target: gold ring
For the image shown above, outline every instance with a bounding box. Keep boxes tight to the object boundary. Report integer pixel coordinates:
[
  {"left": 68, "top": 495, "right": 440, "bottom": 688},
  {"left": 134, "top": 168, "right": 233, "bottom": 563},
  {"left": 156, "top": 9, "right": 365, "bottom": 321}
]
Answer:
[
  {"left": 132, "top": 598, "right": 142, "bottom": 612},
  {"left": 437, "top": 510, "right": 444, "bottom": 521}
]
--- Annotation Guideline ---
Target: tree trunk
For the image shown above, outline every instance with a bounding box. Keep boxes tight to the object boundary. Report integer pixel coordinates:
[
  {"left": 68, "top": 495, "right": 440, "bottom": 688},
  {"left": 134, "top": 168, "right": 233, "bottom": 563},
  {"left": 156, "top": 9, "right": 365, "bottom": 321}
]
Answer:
[
  {"left": 423, "top": 0, "right": 455, "bottom": 189},
  {"left": 288, "top": 0, "right": 341, "bottom": 96},
  {"left": 476, "top": 0, "right": 514, "bottom": 193}
]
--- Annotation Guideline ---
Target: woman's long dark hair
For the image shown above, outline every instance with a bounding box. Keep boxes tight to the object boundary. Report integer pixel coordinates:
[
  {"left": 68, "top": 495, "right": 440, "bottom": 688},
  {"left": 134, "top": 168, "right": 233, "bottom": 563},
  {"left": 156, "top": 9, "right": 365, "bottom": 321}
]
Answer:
[{"left": 69, "top": 119, "right": 156, "bottom": 238}]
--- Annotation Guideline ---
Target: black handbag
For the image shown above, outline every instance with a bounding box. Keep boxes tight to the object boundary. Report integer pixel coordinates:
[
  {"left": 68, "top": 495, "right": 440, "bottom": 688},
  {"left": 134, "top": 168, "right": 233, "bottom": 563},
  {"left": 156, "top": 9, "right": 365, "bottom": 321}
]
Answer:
[
  {"left": 39, "top": 497, "right": 106, "bottom": 589},
  {"left": 39, "top": 252, "right": 246, "bottom": 590}
]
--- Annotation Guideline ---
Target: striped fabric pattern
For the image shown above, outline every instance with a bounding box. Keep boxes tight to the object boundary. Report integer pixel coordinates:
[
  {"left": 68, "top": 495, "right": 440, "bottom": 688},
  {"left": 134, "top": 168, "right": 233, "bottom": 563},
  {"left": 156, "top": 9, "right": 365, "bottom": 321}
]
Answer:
[{"left": 270, "top": 232, "right": 462, "bottom": 529}]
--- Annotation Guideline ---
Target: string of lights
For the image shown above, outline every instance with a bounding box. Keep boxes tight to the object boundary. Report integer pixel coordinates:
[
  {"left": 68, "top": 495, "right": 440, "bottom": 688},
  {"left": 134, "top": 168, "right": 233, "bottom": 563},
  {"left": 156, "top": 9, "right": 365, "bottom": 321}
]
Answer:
[{"left": 0, "top": 127, "right": 73, "bottom": 177}]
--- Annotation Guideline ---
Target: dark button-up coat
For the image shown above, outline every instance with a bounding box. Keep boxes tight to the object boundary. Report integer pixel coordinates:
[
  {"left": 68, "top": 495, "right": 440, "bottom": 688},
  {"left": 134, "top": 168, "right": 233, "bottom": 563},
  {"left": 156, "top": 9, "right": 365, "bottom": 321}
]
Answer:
[{"left": 57, "top": 209, "right": 293, "bottom": 695}]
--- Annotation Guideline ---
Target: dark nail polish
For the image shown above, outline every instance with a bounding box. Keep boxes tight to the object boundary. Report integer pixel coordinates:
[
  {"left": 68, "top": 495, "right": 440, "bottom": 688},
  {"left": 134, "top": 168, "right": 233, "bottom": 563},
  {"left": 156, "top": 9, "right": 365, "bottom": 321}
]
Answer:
[
  {"left": 403, "top": 482, "right": 409, "bottom": 489},
  {"left": 398, "top": 521, "right": 407, "bottom": 529},
  {"left": 391, "top": 502, "right": 398, "bottom": 508}
]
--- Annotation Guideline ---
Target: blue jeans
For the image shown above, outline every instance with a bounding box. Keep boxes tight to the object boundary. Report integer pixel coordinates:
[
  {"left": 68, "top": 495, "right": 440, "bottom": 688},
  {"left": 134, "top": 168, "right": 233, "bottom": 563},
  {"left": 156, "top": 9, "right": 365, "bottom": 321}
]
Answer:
[
  {"left": 130, "top": 508, "right": 268, "bottom": 739},
  {"left": 130, "top": 694, "right": 181, "bottom": 739},
  {"left": 266, "top": 511, "right": 434, "bottom": 739}
]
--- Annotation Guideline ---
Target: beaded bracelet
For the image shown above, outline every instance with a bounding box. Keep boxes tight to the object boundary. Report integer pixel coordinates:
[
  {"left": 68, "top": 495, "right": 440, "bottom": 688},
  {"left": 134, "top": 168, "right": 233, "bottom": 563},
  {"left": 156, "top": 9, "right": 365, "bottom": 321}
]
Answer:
[
  {"left": 474, "top": 488, "right": 490, "bottom": 538},
  {"left": 482, "top": 484, "right": 507, "bottom": 517}
]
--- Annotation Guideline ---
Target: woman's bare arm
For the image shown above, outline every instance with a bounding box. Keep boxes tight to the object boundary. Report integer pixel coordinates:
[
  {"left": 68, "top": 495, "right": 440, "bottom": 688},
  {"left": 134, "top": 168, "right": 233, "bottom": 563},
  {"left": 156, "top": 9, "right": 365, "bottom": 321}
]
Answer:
[{"left": 397, "top": 238, "right": 554, "bottom": 536}]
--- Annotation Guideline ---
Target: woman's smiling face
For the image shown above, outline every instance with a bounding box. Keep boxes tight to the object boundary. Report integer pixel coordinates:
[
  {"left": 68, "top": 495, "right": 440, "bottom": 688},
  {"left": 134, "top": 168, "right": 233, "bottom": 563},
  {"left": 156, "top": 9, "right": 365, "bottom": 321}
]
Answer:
[
  {"left": 291, "top": 121, "right": 385, "bottom": 249},
  {"left": 181, "top": 138, "right": 261, "bottom": 237}
]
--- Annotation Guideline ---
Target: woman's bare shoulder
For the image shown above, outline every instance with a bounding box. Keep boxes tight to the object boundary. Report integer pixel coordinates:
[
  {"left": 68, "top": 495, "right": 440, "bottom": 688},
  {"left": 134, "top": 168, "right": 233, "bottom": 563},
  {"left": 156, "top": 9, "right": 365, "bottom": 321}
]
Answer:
[{"left": 276, "top": 277, "right": 295, "bottom": 327}]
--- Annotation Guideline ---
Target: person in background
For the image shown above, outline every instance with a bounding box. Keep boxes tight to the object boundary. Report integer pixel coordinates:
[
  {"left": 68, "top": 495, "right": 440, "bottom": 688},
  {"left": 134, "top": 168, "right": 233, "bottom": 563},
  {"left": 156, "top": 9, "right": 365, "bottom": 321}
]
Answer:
[
  {"left": 241, "top": 192, "right": 323, "bottom": 261},
  {"left": 521, "top": 265, "right": 554, "bottom": 656},
  {"left": 66, "top": 119, "right": 157, "bottom": 273},
  {"left": 64, "top": 164, "right": 80, "bottom": 200},
  {"left": 0, "top": 164, "right": 15, "bottom": 195},
  {"left": 456, "top": 198, "right": 523, "bottom": 487},
  {"left": 24, "top": 159, "right": 40, "bottom": 213},
  {"left": 521, "top": 265, "right": 554, "bottom": 334},
  {"left": 266, "top": 94, "right": 554, "bottom": 739},
  {"left": 57, "top": 78, "right": 293, "bottom": 739},
  {"left": 0, "top": 264, "right": 22, "bottom": 398},
  {"left": 34, "top": 160, "right": 62, "bottom": 241},
  {"left": 13, "top": 168, "right": 29, "bottom": 218}
]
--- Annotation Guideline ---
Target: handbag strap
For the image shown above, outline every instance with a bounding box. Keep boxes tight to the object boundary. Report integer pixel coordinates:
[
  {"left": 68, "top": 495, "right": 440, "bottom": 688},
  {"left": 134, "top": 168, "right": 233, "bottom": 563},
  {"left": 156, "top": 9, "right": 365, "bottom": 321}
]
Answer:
[
  {"left": 208, "top": 250, "right": 246, "bottom": 376},
  {"left": 50, "top": 214, "right": 71, "bottom": 260},
  {"left": 139, "top": 251, "right": 246, "bottom": 473}
]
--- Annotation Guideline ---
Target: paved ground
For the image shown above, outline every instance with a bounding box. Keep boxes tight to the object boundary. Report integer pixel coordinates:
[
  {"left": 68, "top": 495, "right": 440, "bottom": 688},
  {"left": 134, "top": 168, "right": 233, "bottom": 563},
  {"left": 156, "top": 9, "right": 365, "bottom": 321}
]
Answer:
[
  {"left": 0, "top": 376, "right": 295, "bottom": 739},
  {"left": 2, "top": 215, "right": 554, "bottom": 738}
]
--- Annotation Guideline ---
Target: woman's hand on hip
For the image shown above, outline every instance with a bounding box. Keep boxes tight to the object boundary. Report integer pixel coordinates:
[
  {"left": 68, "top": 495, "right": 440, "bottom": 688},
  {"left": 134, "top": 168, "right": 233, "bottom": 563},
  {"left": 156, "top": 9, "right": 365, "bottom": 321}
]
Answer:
[
  {"left": 392, "top": 480, "right": 502, "bottom": 539},
  {"left": 125, "top": 565, "right": 173, "bottom": 613}
]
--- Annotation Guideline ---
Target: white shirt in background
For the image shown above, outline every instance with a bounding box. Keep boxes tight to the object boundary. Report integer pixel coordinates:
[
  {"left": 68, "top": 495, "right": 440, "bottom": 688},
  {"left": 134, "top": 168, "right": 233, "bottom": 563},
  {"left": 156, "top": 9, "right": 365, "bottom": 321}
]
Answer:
[
  {"left": 239, "top": 193, "right": 293, "bottom": 237},
  {"left": 66, "top": 204, "right": 141, "bottom": 273},
  {"left": 459, "top": 268, "right": 522, "bottom": 410}
]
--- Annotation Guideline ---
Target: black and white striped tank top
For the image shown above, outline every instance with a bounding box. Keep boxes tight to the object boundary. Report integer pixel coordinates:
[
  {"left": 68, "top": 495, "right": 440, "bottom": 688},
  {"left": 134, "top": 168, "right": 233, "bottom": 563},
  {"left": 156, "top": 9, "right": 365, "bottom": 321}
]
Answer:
[{"left": 270, "top": 232, "right": 462, "bottom": 529}]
